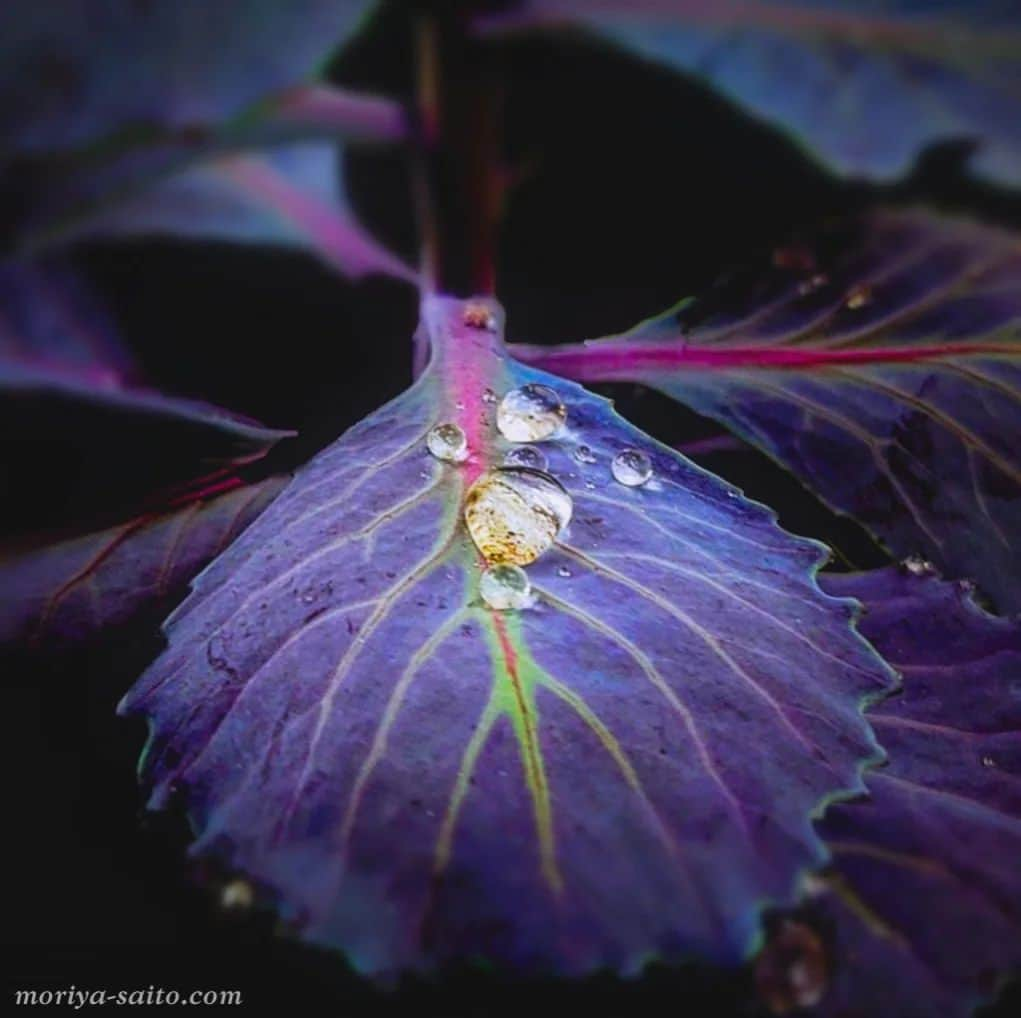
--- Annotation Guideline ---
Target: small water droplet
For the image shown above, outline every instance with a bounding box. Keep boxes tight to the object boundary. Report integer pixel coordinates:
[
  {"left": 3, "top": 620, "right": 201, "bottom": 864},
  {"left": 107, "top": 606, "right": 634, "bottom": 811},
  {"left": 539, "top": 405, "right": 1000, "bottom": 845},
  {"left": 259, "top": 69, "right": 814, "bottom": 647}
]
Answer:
[
  {"left": 221, "top": 879, "right": 254, "bottom": 911},
  {"left": 482, "top": 387, "right": 497, "bottom": 404},
  {"left": 584, "top": 481, "right": 596, "bottom": 489},
  {"left": 798, "top": 273, "right": 829, "bottom": 297},
  {"left": 497, "top": 384, "right": 567, "bottom": 442},
  {"left": 556, "top": 565, "right": 571, "bottom": 578},
  {"left": 465, "top": 468, "right": 573, "bottom": 565},
  {"left": 901, "top": 555, "right": 936, "bottom": 577},
  {"left": 982, "top": 755, "right": 996, "bottom": 768},
  {"left": 574, "top": 444, "right": 597, "bottom": 464},
  {"left": 455, "top": 400, "right": 465, "bottom": 411},
  {"left": 479, "top": 564, "right": 534, "bottom": 610},
  {"left": 845, "top": 285, "right": 872, "bottom": 310},
  {"left": 427, "top": 422, "right": 468, "bottom": 463},
  {"left": 503, "top": 445, "right": 548, "bottom": 471},
  {"left": 301, "top": 591, "right": 316, "bottom": 604},
  {"left": 611, "top": 448, "right": 653, "bottom": 487}
]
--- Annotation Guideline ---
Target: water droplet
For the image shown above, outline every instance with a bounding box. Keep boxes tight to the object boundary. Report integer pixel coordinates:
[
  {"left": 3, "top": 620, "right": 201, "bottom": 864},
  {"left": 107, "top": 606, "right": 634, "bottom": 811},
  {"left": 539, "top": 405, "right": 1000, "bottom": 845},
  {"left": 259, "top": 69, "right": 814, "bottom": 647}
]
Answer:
[
  {"left": 463, "top": 302, "right": 497, "bottom": 331},
  {"left": 982, "top": 755, "right": 996, "bottom": 768},
  {"left": 482, "top": 387, "right": 497, "bottom": 404},
  {"left": 427, "top": 422, "right": 468, "bottom": 463},
  {"left": 221, "top": 879, "right": 254, "bottom": 911},
  {"left": 556, "top": 565, "right": 571, "bottom": 578},
  {"left": 503, "top": 445, "right": 548, "bottom": 471},
  {"left": 611, "top": 448, "right": 653, "bottom": 487},
  {"left": 497, "top": 384, "right": 567, "bottom": 442},
  {"left": 464, "top": 468, "right": 573, "bottom": 565},
  {"left": 798, "top": 273, "right": 829, "bottom": 297},
  {"left": 845, "top": 285, "right": 872, "bottom": 310},
  {"left": 574, "top": 444, "right": 597, "bottom": 464},
  {"left": 901, "top": 555, "right": 936, "bottom": 577},
  {"left": 479, "top": 564, "right": 533, "bottom": 611}
]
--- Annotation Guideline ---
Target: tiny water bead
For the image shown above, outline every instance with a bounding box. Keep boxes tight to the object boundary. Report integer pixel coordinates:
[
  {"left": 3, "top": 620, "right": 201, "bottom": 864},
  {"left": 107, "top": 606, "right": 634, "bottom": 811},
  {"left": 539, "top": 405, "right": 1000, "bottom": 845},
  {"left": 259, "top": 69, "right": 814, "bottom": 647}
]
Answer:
[
  {"left": 464, "top": 467, "right": 573, "bottom": 566},
  {"left": 611, "top": 448, "right": 653, "bottom": 487},
  {"left": 503, "top": 445, "right": 548, "bottom": 471},
  {"left": 496, "top": 384, "right": 567, "bottom": 443},
  {"left": 574, "top": 444, "right": 597, "bottom": 464},
  {"left": 220, "top": 879, "right": 254, "bottom": 911},
  {"left": 479, "top": 564, "right": 533, "bottom": 611},
  {"left": 556, "top": 565, "right": 572, "bottom": 578},
  {"left": 426, "top": 422, "right": 468, "bottom": 463}
]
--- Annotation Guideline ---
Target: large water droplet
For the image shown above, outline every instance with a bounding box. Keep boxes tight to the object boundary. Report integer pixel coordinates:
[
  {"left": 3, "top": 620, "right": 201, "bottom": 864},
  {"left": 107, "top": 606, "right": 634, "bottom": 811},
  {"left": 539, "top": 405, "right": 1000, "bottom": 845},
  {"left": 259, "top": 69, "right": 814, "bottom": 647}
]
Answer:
[
  {"left": 465, "top": 467, "right": 573, "bottom": 565},
  {"left": 611, "top": 448, "right": 652, "bottom": 487},
  {"left": 479, "top": 564, "right": 533, "bottom": 610},
  {"left": 504, "top": 445, "right": 547, "bottom": 471},
  {"left": 427, "top": 422, "right": 468, "bottom": 463},
  {"left": 497, "top": 384, "right": 566, "bottom": 442}
]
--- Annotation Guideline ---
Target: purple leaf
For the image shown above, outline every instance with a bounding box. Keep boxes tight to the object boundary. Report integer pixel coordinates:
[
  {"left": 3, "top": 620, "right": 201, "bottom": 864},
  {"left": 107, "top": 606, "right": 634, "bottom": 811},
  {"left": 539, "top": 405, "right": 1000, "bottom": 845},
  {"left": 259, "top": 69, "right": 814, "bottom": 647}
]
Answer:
[
  {"left": 0, "top": 1, "right": 376, "bottom": 155},
  {"left": 768, "top": 565, "right": 1021, "bottom": 1017},
  {"left": 514, "top": 209, "right": 1021, "bottom": 611},
  {"left": 0, "top": 476, "right": 286, "bottom": 648},
  {"left": 0, "top": 260, "right": 293, "bottom": 530},
  {"left": 478, "top": 1, "right": 1021, "bottom": 186},
  {"left": 47, "top": 143, "right": 419, "bottom": 284},
  {"left": 120, "top": 295, "right": 893, "bottom": 977},
  {"left": 2, "top": 3, "right": 416, "bottom": 283}
]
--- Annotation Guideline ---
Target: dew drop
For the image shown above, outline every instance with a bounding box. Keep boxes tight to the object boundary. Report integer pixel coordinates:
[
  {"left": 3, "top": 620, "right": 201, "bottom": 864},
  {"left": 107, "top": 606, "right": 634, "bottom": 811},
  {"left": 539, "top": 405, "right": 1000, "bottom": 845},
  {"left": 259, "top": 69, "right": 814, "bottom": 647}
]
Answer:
[
  {"left": 464, "top": 467, "right": 573, "bottom": 565},
  {"left": 901, "top": 555, "right": 936, "bottom": 577},
  {"left": 611, "top": 448, "right": 653, "bottom": 487},
  {"left": 482, "top": 387, "right": 497, "bottom": 404},
  {"left": 479, "top": 564, "right": 533, "bottom": 611},
  {"left": 497, "top": 384, "right": 567, "bottom": 442},
  {"left": 574, "top": 444, "right": 597, "bottom": 464},
  {"left": 845, "top": 285, "right": 872, "bottom": 310},
  {"left": 556, "top": 565, "right": 571, "bottom": 578},
  {"left": 427, "top": 422, "right": 468, "bottom": 463},
  {"left": 982, "top": 755, "right": 996, "bottom": 768},
  {"left": 221, "top": 879, "right": 254, "bottom": 911},
  {"left": 503, "top": 445, "right": 548, "bottom": 471},
  {"left": 798, "top": 273, "right": 829, "bottom": 297}
]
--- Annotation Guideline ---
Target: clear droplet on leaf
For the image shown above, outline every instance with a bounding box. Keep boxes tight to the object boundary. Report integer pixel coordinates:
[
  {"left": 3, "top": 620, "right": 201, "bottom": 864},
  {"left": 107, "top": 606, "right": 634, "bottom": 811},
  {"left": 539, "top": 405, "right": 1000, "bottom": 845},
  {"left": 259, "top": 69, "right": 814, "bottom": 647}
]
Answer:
[
  {"left": 479, "top": 564, "right": 533, "bottom": 611},
  {"left": 556, "top": 565, "right": 571, "bottom": 578},
  {"left": 574, "top": 444, "right": 597, "bottom": 464},
  {"left": 504, "top": 445, "right": 548, "bottom": 471},
  {"left": 497, "top": 384, "right": 567, "bottom": 442},
  {"left": 845, "top": 285, "right": 872, "bottom": 310},
  {"left": 221, "top": 879, "right": 254, "bottom": 911},
  {"left": 611, "top": 448, "right": 653, "bottom": 487},
  {"left": 901, "top": 555, "right": 936, "bottom": 577},
  {"left": 482, "top": 387, "right": 497, "bottom": 404},
  {"left": 464, "top": 468, "right": 573, "bottom": 565},
  {"left": 426, "top": 422, "right": 468, "bottom": 463}
]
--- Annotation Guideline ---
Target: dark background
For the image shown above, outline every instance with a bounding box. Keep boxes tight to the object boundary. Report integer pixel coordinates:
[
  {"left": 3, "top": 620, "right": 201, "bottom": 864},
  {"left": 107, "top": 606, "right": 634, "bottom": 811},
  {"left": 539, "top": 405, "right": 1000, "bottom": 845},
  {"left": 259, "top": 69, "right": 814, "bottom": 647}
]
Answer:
[{"left": 4, "top": 3, "right": 1021, "bottom": 1014}]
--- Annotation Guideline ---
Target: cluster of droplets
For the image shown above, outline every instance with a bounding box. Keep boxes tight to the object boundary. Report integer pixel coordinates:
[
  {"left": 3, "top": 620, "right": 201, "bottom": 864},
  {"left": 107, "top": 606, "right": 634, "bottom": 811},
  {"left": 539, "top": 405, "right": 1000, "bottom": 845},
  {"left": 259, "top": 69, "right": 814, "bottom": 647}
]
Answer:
[{"left": 426, "top": 367, "right": 657, "bottom": 610}]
